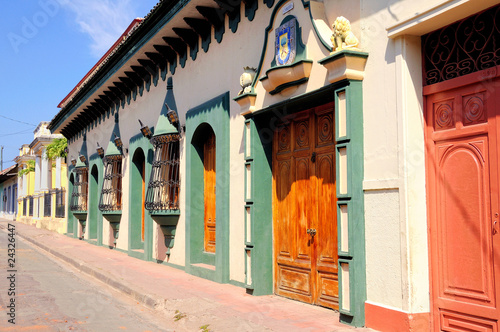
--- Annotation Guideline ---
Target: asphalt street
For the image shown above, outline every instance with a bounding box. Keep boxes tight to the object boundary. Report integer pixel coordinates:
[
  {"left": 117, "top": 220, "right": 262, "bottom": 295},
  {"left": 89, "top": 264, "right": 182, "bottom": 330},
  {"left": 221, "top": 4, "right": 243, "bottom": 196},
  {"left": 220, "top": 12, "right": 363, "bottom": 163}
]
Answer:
[{"left": 0, "top": 224, "right": 174, "bottom": 332}]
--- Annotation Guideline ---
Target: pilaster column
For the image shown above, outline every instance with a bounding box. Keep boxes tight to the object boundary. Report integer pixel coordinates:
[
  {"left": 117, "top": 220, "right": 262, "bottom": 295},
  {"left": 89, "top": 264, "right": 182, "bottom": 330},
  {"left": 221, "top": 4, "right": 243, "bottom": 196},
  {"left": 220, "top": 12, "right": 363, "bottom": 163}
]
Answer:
[
  {"left": 55, "top": 157, "right": 62, "bottom": 188},
  {"left": 17, "top": 169, "right": 22, "bottom": 197},
  {"left": 35, "top": 155, "right": 41, "bottom": 193},
  {"left": 41, "top": 148, "right": 50, "bottom": 192},
  {"left": 22, "top": 167, "right": 28, "bottom": 196}
]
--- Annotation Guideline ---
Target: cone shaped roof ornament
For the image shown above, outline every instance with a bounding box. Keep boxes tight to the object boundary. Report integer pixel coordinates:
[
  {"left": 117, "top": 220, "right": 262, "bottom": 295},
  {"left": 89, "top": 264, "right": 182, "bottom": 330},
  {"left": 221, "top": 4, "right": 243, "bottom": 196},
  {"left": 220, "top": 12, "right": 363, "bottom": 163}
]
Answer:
[
  {"left": 75, "top": 133, "right": 88, "bottom": 168},
  {"left": 154, "top": 77, "right": 179, "bottom": 138},
  {"left": 105, "top": 113, "right": 123, "bottom": 156}
]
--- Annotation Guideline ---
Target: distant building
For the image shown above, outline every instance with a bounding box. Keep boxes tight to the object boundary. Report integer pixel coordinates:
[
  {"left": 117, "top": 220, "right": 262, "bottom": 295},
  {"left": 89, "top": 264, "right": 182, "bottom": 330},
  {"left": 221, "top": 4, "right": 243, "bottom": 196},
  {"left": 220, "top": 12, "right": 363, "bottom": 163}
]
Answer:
[
  {"left": 15, "top": 122, "right": 67, "bottom": 233},
  {"left": 0, "top": 165, "right": 18, "bottom": 220}
]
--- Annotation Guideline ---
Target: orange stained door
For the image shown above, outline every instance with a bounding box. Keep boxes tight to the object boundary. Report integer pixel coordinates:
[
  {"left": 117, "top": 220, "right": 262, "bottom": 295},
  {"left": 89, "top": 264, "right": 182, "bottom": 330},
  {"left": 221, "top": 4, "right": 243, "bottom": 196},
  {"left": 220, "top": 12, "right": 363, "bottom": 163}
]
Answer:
[
  {"left": 204, "top": 131, "right": 216, "bottom": 253},
  {"left": 273, "top": 104, "right": 338, "bottom": 309},
  {"left": 425, "top": 74, "right": 500, "bottom": 331}
]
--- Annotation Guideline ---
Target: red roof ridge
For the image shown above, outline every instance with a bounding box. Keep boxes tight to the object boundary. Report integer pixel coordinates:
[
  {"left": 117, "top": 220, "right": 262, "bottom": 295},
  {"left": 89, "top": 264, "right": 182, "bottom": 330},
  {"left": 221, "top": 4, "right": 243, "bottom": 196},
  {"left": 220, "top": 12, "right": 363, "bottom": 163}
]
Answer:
[{"left": 57, "top": 18, "right": 144, "bottom": 109}]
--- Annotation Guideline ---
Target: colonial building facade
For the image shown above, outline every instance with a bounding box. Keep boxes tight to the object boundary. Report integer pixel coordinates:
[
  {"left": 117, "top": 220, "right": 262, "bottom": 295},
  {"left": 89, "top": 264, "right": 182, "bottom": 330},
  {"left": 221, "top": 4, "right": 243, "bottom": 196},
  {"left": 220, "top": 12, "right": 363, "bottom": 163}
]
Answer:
[
  {"left": 16, "top": 122, "right": 67, "bottom": 233},
  {"left": 0, "top": 165, "right": 18, "bottom": 220},
  {"left": 48, "top": 0, "right": 500, "bottom": 330}
]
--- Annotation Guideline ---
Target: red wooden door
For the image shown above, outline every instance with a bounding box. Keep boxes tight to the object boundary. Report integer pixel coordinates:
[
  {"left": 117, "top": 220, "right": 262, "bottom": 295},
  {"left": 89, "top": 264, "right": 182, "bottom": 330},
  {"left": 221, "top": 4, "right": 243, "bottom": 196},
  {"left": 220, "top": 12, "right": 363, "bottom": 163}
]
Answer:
[
  {"left": 273, "top": 104, "right": 338, "bottom": 309},
  {"left": 426, "top": 75, "right": 500, "bottom": 331},
  {"left": 204, "top": 131, "right": 216, "bottom": 253}
]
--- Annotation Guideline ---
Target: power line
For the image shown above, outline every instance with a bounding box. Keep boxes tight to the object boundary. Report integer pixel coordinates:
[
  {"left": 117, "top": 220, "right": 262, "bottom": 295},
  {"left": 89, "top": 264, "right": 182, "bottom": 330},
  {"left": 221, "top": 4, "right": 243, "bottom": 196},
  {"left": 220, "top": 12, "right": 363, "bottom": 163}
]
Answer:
[
  {"left": 0, "top": 128, "right": 34, "bottom": 137},
  {"left": 0, "top": 115, "right": 37, "bottom": 127}
]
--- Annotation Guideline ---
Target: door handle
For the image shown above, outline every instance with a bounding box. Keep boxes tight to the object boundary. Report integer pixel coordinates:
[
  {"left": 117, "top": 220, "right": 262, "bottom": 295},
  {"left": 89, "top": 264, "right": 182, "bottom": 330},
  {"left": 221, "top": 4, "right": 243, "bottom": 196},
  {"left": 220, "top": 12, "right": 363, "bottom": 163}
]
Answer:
[
  {"left": 493, "top": 213, "right": 499, "bottom": 235},
  {"left": 307, "top": 228, "right": 317, "bottom": 237}
]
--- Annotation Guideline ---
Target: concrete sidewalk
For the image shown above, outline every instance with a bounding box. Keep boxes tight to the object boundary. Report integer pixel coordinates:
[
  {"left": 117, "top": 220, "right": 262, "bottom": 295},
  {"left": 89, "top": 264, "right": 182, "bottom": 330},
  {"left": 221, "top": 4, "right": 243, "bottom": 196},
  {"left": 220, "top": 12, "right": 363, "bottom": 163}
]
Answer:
[{"left": 0, "top": 219, "right": 375, "bottom": 332}]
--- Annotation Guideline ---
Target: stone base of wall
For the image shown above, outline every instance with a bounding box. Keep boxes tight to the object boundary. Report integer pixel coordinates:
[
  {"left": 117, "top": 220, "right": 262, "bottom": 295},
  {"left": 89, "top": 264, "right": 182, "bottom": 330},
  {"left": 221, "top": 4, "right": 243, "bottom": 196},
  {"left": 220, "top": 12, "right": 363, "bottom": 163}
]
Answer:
[
  {"left": 365, "top": 302, "right": 430, "bottom": 332},
  {"left": 17, "top": 217, "right": 66, "bottom": 234},
  {"left": 0, "top": 213, "right": 16, "bottom": 221}
]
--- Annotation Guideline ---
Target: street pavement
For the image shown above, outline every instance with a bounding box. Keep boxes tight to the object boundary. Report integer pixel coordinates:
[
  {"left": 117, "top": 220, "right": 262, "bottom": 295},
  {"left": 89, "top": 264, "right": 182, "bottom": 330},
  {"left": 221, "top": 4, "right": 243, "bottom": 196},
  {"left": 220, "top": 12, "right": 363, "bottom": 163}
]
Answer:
[
  {"left": 0, "top": 219, "right": 376, "bottom": 331},
  {"left": 0, "top": 226, "right": 176, "bottom": 331}
]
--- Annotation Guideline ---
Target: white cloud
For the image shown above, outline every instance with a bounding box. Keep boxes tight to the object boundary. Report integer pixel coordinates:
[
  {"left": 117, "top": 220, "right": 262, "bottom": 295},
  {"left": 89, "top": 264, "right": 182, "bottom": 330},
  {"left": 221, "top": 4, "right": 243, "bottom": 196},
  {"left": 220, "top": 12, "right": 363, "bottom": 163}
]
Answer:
[{"left": 60, "top": 0, "right": 138, "bottom": 58}]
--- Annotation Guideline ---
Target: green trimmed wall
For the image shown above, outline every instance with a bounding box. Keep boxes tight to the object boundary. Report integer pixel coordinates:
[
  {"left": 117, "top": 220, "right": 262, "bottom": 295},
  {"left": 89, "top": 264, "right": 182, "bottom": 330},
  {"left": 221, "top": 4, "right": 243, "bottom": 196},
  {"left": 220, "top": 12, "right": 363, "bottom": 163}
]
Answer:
[
  {"left": 185, "top": 92, "right": 230, "bottom": 283},
  {"left": 242, "top": 116, "right": 273, "bottom": 296},
  {"left": 66, "top": 170, "right": 78, "bottom": 238},
  {"left": 89, "top": 154, "right": 104, "bottom": 246},
  {"left": 128, "top": 133, "right": 154, "bottom": 261},
  {"left": 334, "top": 81, "right": 366, "bottom": 327},
  {"left": 246, "top": 80, "right": 366, "bottom": 326}
]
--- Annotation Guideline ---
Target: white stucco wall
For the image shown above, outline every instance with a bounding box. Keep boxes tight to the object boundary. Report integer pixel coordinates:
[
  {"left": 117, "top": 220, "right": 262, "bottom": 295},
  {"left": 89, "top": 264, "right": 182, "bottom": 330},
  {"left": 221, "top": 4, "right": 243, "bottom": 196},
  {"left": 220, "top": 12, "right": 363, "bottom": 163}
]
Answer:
[{"left": 61, "top": 0, "right": 498, "bottom": 312}]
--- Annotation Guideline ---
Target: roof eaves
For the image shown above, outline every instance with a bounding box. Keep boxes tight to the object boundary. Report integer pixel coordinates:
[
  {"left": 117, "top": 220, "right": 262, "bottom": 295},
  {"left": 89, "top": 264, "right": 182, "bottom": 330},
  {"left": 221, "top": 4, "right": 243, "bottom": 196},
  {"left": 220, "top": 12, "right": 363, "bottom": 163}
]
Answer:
[{"left": 48, "top": 0, "right": 188, "bottom": 133}]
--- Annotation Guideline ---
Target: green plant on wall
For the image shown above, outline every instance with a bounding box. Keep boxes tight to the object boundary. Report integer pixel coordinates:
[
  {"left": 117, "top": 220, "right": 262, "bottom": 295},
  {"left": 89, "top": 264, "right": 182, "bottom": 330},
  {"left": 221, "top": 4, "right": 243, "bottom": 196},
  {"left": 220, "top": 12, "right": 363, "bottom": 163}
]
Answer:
[
  {"left": 18, "top": 160, "right": 35, "bottom": 176},
  {"left": 45, "top": 137, "right": 68, "bottom": 160}
]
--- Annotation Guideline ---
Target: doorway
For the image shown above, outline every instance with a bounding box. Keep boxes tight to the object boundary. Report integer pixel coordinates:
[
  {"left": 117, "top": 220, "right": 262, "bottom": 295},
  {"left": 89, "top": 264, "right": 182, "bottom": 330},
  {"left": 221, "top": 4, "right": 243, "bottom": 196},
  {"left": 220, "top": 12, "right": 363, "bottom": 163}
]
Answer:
[
  {"left": 131, "top": 149, "right": 146, "bottom": 251},
  {"left": 425, "top": 75, "right": 500, "bottom": 330},
  {"left": 273, "top": 103, "right": 338, "bottom": 309}
]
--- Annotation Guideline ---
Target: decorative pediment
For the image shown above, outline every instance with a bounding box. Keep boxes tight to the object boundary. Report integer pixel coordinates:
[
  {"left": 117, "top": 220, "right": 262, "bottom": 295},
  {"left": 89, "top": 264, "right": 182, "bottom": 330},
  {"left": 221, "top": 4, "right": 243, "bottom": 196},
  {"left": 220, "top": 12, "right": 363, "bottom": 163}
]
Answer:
[{"left": 259, "top": 15, "right": 312, "bottom": 95}]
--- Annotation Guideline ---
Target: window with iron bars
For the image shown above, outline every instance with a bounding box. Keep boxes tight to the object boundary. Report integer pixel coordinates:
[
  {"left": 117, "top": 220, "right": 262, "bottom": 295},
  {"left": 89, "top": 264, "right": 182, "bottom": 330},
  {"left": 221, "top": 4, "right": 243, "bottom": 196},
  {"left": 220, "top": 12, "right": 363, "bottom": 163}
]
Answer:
[
  {"left": 22, "top": 197, "right": 27, "bottom": 216},
  {"left": 145, "top": 134, "right": 180, "bottom": 211},
  {"left": 28, "top": 196, "right": 33, "bottom": 216},
  {"left": 55, "top": 188, "right": 65, "bottom": 218},
  {"left": 44, "top": 192, "right": 51, "bottom": 217},
  {"left": 99, "top": 155, "right": 122, "bottom": 211},
  {"left": 70, "top": 167, "right": 88, "bottom": 211},
  {"left": 422, "top": 5, "right": 500, "bottom": 85}
]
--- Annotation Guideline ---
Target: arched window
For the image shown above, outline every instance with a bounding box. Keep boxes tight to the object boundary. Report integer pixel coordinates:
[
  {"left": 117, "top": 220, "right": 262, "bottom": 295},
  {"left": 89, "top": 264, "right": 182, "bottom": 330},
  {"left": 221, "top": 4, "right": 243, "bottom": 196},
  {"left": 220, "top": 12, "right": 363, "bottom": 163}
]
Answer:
[
  {"left": 70, "top": 167, "right": 88, "bottom": 211},
  {"left": 99, "top": 155, "right": 122, "bottom": 211},
  {"left": 145, "top": 134, "right": 180, "bottom": 211}
]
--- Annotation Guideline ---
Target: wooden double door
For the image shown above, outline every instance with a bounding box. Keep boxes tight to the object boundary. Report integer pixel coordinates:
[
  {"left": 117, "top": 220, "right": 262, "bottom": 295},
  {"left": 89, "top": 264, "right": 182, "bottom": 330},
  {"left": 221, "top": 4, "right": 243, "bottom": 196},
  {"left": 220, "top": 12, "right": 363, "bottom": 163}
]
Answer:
[
  {"left": 273, "top": 103, "right": 338, "bottom": 309},
  {"left": 425, "top": 73, "right": 500, "bottom": 331}
]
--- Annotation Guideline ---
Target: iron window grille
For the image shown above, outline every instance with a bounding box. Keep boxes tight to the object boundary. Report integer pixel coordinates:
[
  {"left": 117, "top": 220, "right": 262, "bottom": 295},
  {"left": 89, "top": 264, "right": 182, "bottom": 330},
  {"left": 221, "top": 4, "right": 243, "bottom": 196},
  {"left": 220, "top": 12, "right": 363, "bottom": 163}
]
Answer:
[
  {"left": 422, "top": 5, "right": 500, "bottom": 85},
  {"left": 55, "top": 188, "right": 66, "bottom": 218},
  {"left": 145, "top": 134, "right": 180, "bottom": 211},
  {"left": 44, "top": 192, "right": 51, "bottom": 217},
  {"left": 28, "top": 196, "right": 33, "bottom": 216},
  {"left": 70, "top": 167, "right": 88, "bottom": 211},
  {"left": 22, "top": 197, "right": 27, "bottom": 216},
  {"left": 99, "top": 155, "right": 123, "bottom": 211}
]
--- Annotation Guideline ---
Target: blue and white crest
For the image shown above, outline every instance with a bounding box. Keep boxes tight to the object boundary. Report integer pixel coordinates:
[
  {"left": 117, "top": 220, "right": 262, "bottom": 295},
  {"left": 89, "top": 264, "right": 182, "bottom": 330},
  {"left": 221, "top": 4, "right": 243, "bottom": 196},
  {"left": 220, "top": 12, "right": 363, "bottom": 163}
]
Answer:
[{"left": 275, "top": 18, "right": 296, "bottom": 66}]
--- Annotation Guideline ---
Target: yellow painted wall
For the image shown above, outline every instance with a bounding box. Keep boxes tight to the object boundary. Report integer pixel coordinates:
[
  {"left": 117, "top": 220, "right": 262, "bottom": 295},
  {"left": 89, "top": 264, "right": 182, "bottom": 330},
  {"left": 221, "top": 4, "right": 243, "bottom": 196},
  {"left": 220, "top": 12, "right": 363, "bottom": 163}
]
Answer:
[
  {"left": 28, "top": 172, "right": 35, "bottom": 195},
  {"left": 61, "top": 164, "right": 67, "bottom": 188}
]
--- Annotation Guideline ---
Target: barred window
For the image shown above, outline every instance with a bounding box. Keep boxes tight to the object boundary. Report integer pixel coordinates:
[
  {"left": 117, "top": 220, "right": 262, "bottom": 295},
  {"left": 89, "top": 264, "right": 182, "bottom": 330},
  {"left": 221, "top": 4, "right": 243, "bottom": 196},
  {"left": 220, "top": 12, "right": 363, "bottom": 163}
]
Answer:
[
  {"left": 28, "top": 196, "right": 33, "bottom": 216},
  {"left": 44, "top": 192, "right": 51, "bottom": 217},
  {"left": 55, "top": 188, "right": 65, "bottom": 218},
  {"left": 70, "top": 167, "right": 88, "bottom": 211},
  {"left": 22, "top": 197, "right": 27, "bottom": 216},
  {"left": 99, "top": 155, "right": 122, "bottom": 211},
  {"left": 145, "top": 134, "right": 180, "bottom": 211}
]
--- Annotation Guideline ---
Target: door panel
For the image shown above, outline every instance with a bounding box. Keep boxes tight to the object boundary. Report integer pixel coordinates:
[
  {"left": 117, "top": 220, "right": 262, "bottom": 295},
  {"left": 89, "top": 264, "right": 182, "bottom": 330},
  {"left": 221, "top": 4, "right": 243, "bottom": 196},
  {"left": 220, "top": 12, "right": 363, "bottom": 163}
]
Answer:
[
  {"left": 316, "top": 152, "right": 339, "bottom": 307},
  {"left": 273, "top": 104, "right": 338, "bottom": 309},
  {"left": 204, "top": 131, "right": 216, "bottom": 253},
  {"left": 437, "top": 138, "right": 494, "bottom": 306},
  {"left": 295, "top": 156, "right": 313, "bottom": 262},
  {"left": 276, "top": 160, "right": 293, "bottom": 260},
  {"left": 426, "top": 78, "right": 500, "bottom": 331}
]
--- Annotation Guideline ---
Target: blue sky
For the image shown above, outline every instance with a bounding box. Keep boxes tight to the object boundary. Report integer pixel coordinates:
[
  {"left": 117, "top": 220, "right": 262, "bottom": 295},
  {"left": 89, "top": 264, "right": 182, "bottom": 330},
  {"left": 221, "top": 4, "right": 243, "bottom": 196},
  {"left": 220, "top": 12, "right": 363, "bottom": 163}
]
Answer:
[{"left": 0, "top": 0, "right": 159, "bottom": 170}]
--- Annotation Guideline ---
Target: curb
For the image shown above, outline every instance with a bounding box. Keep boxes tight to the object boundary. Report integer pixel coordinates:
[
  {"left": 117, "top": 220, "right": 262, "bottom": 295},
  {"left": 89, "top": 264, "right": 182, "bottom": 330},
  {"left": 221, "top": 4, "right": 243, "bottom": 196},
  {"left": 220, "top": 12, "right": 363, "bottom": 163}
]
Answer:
[{"left": 6, "top": 225, "right": 165, "bottom": 311}]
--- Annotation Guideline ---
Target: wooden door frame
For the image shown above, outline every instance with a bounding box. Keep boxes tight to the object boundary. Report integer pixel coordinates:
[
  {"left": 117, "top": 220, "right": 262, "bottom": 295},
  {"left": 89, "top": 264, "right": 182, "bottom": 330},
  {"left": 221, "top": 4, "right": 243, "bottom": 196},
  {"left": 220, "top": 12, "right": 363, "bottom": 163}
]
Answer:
[{"left": 244, "top": 81, "right": 366, "bottom": 326}]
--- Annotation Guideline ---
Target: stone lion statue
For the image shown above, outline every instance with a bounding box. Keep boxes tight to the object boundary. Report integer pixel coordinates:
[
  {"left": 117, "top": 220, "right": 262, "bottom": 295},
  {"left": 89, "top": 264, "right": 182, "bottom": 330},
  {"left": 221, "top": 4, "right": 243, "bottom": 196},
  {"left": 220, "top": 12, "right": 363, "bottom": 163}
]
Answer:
[{"left": 331, "top": 16, "right": 359, "bottom": 53}]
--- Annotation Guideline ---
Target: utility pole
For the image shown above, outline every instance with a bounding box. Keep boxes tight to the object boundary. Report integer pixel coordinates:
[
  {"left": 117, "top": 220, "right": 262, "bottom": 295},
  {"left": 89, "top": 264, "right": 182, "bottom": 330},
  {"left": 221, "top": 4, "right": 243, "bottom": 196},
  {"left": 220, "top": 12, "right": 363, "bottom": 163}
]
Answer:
[{"left": 1, "top": 145, "right": 3, "bottom": 171}]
